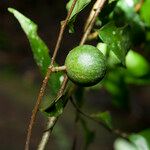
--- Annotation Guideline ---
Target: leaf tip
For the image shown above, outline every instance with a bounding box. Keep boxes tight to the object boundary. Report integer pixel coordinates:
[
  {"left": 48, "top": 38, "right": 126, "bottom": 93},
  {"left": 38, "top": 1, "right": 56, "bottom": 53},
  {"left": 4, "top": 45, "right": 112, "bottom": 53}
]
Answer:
[{"left": 8, "top": 7, "right": 14, "bottom": 13}]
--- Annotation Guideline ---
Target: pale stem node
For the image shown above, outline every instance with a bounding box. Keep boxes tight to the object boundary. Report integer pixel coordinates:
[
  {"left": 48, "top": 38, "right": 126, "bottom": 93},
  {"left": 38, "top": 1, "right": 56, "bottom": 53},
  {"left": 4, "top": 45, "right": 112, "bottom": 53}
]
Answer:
[
  {"left": 87, "top": 31, "right": 98, "bottom": 41},
  {"left": 51, "top": 66, "right": 67, "bottom": 72}
]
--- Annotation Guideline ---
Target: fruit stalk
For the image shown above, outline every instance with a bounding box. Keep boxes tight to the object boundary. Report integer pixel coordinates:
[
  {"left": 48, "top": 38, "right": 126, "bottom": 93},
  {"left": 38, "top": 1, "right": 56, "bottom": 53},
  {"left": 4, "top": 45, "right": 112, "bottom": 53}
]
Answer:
[
  {"left": 51, "top": 66, "right": 67, "bottom": 72},
  {"left": 80, "top": 0, "right": 107, "bottom": 45}
]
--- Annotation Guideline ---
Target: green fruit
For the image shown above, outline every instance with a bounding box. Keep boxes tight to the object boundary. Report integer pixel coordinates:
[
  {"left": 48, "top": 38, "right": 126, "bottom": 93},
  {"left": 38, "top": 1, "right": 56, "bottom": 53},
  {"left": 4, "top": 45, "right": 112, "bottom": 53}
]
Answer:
[
  {"left": 65, "top": 45, "right": 107, "bottom": 86},
  {"left": 125, "top": 50, "right": 150, "bottom": 77}
]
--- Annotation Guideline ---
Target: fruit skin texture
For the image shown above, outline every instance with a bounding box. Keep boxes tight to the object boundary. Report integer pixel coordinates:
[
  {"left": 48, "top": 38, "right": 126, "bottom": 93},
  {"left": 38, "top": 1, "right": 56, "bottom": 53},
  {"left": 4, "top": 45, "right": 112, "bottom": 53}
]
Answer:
[{"left": 65, "top": 45, "right": 107, "bottom": 86}]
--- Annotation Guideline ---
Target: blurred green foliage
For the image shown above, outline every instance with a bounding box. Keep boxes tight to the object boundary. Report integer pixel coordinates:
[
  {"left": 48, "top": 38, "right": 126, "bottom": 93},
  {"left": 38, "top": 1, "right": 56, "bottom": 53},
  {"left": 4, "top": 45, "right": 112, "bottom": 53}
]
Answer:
[{"left": 7, "top": 0, "right": 150, "bottom": 149}]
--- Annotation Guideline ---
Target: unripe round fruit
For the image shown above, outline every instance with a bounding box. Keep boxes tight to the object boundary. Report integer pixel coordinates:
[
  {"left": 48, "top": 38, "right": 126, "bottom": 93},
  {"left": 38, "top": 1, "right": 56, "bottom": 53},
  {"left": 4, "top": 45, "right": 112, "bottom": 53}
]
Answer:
[
  {"left": 65, "top": 45, "right": 107, "bottom": 86},
  {"left": 125, "top": 50, "right": 150, "bottom": 77}
]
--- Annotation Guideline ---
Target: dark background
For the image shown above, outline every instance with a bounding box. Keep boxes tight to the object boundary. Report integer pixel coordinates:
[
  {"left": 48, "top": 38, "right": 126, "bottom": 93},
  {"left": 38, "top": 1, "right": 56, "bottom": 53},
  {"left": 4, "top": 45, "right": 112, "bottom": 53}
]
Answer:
[{"left": 0, "top": 0, "right": 150, "bottom": 149}]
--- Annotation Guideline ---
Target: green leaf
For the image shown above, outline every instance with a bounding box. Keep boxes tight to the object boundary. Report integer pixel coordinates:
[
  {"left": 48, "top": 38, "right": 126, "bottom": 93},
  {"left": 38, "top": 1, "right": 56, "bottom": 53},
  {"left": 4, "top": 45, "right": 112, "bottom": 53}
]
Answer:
[
  {"left": 115, "top": 0, "right": 144, "bottom": 27},
  {"left": 116, "top": 0, "right": 136, "bottom": 17},
  {"left": 114, "top": 0, "right": 145, "bottom": 44},
  {"left": 125, "top": 50, "right": 150, "bottom": 78},
  {"left": 66, "top": 0, "right": 91, "bottom": 21},
  {"left": 41, "top": 94, "right": 69, "bottom": 117},
  {"left": 124, "top": 50, "right": 150, "bottom": 85},
  {"left": 129, "top": 134, "right": 150, "bottom": 150},
  {"left": 91, "top": 111, "right": 113, "bottom": 129},
  {"left": 139, "top": 129, "right": 150, "bottom": 148},
  {"left": 114, "top": 129, "right": 150, "bottom": 150},
  {"left": 66, "top": 0, "right": 91, "bottom": 33},
  {"left": 99, "top": 22, "right": 131, "bottom": 65},
  {"left": 97, "top": 42, "right": 121, "bottom": 67},
  {"left": 140, "top": 0, "right": 150, "bottom": 26},
  {"left": 98, "top": 0, "right": 117, "bottom": 25},
  {"left": 8, "top": 8, "right": 62, "bottom": 95},
  {"left": 41, "top": 81, "right": 74, "bottom": 117},
  {"left": 114, "top": 138, "right": 138, "bottom": 150}
]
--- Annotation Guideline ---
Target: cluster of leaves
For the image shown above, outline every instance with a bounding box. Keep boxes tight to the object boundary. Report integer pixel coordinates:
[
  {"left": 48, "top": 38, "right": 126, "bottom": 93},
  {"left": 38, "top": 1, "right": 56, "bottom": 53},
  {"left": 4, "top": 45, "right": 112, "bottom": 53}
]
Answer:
[{"left": 8, "top": 0, "right": 150, "bottom": 149}]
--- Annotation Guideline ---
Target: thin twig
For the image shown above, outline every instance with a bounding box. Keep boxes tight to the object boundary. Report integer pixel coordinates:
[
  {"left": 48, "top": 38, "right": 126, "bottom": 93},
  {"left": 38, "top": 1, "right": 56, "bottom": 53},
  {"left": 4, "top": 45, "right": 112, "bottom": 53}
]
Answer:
[
  {"left": 37, "top": 74, "right": 69, "bottom": 149},
  {"left": 50, "top": 0, "right": 78, "bottom": 64},
  {"left": 25, "top": 68, "right": 53, "bottom": 150},
  {"left": 24, "top": 0, "right": 78, "bottom": 149},
  {"left": 70, "top": 97, "right": 111, "bottom": 131},
  {"left": 84, "top": 0, "right": 103, "bottom": 31},
  {"left": 80, "top": 0, "right": 107, "bottom": 45},
  {"left": 37, "top": 0, "right": 108, "bottom": 149},
  {"left": 37, "top": 117, "right": 57, "bottom": 150},
  {"left": 56, "top": 75, "right": 68, "bottom": 100},
  {"left": 37, "top": 76, "right": 71, "bottom": 150},
  {"left": 70, "top": 97, "right": 129, "bottom": 139}
]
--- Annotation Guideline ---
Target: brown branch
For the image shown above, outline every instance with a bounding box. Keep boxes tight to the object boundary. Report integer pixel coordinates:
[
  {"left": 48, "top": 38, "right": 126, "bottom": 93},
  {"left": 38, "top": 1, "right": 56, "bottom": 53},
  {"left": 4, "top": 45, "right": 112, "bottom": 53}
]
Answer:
[
  {"left": 38, "top": 75, "right": 69, "bottom": 149},
  {"left": 37, "top": 0, "right": 108, "bottom": 149},
  {"left": 50, "top": 0, "right": 78, "bottom": 64},
  {"left": 37, "top": 76, "right": 70, "bottom": 150},
  {"left": 37, "top": 117, "right": 57, "bottom": 150},
  {"left": 80, "top": 0, "right": 107, "bottom": 45},
  {"left": 24, "top": 0, "right": 78, "bottom": 149},
  {"left": 84, "top": 0, "right": 103, "bottom": 31}
]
